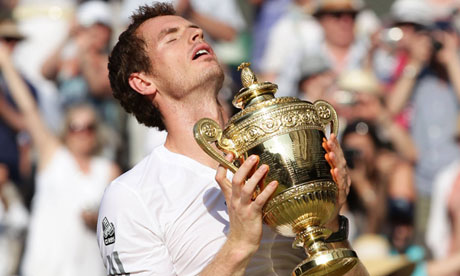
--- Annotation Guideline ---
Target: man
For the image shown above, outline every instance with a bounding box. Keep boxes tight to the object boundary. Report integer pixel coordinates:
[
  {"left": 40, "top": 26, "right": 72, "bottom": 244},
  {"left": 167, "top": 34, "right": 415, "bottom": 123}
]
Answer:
[{"left": 97, "top": 3, "right": 368, "bottom": 275}]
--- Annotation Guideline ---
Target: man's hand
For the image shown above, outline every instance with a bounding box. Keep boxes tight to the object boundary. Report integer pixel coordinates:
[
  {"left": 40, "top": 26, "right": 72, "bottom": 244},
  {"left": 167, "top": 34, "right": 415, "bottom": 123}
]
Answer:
[
  {"left": 215, "top": 154, "right": 278, "bottom": 255},
  {"left": 323, "top": 133, "right": 351, "bottom": 231}
]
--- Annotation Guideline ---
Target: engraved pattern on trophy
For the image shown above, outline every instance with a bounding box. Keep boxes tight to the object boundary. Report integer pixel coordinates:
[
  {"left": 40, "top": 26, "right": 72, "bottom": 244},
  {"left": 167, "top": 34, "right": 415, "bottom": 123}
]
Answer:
[
  {"left": 225, "top": 104, "right": 325, "bottom": 154},
  {"left": 193, "top": 63, "right": 357, "bottom": 276}
]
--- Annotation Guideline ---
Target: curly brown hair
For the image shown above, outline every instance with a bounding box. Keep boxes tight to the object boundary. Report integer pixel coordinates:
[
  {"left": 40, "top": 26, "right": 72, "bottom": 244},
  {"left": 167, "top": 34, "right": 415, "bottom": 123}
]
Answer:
[{"left": 108, "top": 3, "right": 176, "bottom": 131}]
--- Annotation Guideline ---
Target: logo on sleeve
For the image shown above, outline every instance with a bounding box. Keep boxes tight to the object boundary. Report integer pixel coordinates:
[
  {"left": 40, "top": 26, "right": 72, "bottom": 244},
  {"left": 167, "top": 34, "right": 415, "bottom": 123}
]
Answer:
[{"left": 102, "top": 217, "right": 116, "bottom": 246}]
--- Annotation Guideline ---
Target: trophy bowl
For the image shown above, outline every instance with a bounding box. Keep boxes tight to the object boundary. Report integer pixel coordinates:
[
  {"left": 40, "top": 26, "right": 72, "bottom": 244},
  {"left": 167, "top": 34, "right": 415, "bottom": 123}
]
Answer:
[{"left": 194, "top": 63, "right": 357, "bottom": 276}]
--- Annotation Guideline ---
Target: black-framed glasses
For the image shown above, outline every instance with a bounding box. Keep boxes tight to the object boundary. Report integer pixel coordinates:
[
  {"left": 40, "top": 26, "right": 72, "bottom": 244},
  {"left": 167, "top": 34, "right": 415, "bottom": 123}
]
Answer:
[
  {"left": 1, "top": 37, "right": 22, "bottom": 43},
  {"left": 317, "top": 10, "right": 358, "bottom": 20}
]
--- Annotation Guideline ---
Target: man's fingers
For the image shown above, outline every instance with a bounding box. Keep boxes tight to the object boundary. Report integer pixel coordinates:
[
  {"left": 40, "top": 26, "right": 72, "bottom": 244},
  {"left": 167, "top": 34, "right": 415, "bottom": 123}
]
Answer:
[
  {"left": 241, "top": 164, "right": 269, "bottom": 202},
  {"left": 252, "top": 181, "right": 278, "bottom": 209},
  {"left": 232, "top": 155, "right": 259, "bottom": 187},
  {"left": 215, "top": 153, "right": 234, "bottom": 198}
]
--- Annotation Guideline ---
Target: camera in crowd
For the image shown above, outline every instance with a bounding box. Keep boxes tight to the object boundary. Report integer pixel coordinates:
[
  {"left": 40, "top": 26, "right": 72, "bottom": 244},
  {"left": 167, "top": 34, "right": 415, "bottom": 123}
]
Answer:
[{"left": 380, "top": 18, "right": 459, "bottom": 52}]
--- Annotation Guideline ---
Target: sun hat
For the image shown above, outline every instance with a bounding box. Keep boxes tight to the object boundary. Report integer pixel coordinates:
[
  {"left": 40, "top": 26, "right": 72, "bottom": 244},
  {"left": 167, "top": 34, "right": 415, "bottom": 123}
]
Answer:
[
  {"left": 337, "top": 69, "right": 382, "bottom": 95},
  {"left": 353, "top": 234, "right": 416, "bottom": 276},
  {"left": 313, "top": 0, "right": 365, "bottom": 16},
  {"left": 0, "top": 19, "right": 25, "bottom": 40}
]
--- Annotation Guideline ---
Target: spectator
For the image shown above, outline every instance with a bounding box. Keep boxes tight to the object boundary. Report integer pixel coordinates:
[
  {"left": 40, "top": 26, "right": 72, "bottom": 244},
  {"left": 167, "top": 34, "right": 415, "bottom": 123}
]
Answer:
[
  {"left": 426, "top": 116, "right": 460, "bottom": 259},
  {"left": 0, "top": 38, "right": 121, "bottom": 276},
  {"left": 260, "top": 0, "right": 322, "bottom": 83},
  {"left": 384, "top": 0, "right": 460, "bottom": 243},
  {"left": 248, "top": 0, "right": 292, "bottom": 73},
  {"left": 0, "top": 163, "right": 28, "bottom": 276},
  {"left": 341, "top": 120, "right": 414, "bottom": 238},
  {"left": 275, "top": 0, "right": 371, "bottom": 97},
  {"left": 41, "top": 0, "right": 126, "bottom": 164},
  {"left": 0, "top": 18, "right": 38, "bottom": 195},
  {"left": 297, "top": 54, "right": 336, "bottom": 103},
  {"left": 387, "top": 156, "right": 460, "bottom": 276},
  {"left": 335, "top": 69, "right": 418, "bottom": 162}
]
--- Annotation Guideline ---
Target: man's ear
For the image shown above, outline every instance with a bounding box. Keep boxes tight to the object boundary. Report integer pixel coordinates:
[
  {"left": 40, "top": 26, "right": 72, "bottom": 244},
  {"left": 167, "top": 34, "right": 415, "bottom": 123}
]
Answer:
[{"left": 128, "top": 72, "right": 157, "bottom": 96}]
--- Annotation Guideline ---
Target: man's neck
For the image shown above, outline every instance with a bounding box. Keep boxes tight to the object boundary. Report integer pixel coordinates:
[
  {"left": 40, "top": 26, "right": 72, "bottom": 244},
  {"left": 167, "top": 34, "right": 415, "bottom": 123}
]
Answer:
[{"left": 162, "top": 88, "right": 225, "bottom": 170}]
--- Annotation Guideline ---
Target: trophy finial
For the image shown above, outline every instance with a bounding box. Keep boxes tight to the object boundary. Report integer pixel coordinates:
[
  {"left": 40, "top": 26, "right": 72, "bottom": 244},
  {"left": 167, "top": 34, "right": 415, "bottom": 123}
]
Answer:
[{"left": 238, "top": 62, "right": 258, "bottom": 88}]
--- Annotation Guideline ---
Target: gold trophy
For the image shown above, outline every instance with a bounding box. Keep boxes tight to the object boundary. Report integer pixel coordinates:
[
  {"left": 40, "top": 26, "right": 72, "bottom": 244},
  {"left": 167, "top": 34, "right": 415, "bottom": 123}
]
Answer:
[{"left": 194, "top": 63, "right": 357, "bottom": 276}]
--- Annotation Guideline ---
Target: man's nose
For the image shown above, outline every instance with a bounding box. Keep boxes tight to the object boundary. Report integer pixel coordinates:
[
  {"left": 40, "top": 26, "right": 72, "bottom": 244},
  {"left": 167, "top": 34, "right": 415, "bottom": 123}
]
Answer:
[{"left": 189, "top": 28, "right": 204, "bottom": 43}]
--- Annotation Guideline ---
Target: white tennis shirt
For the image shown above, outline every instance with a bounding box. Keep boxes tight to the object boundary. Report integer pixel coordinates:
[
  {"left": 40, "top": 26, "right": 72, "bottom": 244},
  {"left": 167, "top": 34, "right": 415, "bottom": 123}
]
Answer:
[{"left": 97, "top": 145, "right": 303, "bottom": 275}]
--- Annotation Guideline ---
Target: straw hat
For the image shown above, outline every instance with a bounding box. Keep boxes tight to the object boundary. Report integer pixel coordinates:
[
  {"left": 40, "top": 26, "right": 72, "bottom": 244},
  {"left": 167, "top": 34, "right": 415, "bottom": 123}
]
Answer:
[
  {"left": 337, "top": 69, "right": 382, "bottom": 95},
  {"left": 353, "top": 234, "right": 415, "bottom": 276},
  {"left": 0, "top": 19, "right": 24, "bottom": 40}
]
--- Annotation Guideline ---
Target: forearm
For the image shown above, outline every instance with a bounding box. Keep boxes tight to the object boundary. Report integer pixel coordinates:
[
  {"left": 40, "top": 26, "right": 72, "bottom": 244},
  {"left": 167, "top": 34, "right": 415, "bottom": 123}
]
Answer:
[
  {"left": 0, "top": 100, "right": 26, "bottom": 131},
  {"left": 41, "top": 41, "right": 67, "bottom": 80},
  {"left": 386, "top": 64, "right": 420, "bottom": 115},
  {"left": 0, "top": 57, "right": 57, "bottom": 156},
  {"left": 199, "top": 240, "right": 255, "bottom": 276},
  {"left": 378, "top": 113, "right": 418, "bottom": 162},
  {"left": 188, "top": 11, "right": 237, "bottom": 41}
]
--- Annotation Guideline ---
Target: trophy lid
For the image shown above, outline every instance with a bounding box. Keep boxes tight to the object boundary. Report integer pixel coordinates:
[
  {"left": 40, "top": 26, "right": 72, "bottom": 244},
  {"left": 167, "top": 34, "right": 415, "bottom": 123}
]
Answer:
[{"left": 232, "top": 62, "right": 278, "bottom": 109}]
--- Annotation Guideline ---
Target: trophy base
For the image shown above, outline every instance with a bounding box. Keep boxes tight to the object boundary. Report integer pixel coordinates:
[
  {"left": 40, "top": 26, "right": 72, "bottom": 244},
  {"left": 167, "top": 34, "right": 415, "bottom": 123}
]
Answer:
[{"left": 292, "top": 248, "right": 358, "bottom": 276}]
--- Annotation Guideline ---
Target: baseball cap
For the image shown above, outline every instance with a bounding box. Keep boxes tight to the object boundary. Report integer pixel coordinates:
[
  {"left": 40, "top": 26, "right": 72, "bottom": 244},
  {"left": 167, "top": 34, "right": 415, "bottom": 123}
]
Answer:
[{"left": 76, "top": 0, "right": 112, "bottom": 28}]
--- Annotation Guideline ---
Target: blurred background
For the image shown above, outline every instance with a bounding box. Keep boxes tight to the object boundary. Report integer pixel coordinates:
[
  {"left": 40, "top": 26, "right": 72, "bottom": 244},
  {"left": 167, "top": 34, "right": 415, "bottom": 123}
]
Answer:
[{"left": 1, "top": 0, "right": 460, "bottom": 275}]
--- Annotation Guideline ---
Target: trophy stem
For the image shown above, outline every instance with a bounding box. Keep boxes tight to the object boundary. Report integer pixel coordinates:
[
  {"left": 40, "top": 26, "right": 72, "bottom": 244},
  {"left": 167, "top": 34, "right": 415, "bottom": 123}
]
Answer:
[
  {"left": 293, "top": 225, "right": 332, "bottom": 256},
  {"left": 292, "top": 226, "right": 358, "bottom": 276}
]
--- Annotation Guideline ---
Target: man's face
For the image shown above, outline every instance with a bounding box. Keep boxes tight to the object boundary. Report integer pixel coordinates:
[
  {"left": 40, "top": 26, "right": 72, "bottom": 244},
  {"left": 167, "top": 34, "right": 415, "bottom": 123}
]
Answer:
[
  {"left": 318, "top": 11, "right": 356, "bottom": 48},
  {"left": 138, "top": 15, "right": 223, "bottom": 98}
]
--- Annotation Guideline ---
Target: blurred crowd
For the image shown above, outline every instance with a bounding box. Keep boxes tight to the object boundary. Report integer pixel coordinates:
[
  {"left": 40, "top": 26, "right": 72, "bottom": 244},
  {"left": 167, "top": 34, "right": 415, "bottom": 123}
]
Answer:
[{"left": 0, "top": 0, "right": 460, "bottom": 275}]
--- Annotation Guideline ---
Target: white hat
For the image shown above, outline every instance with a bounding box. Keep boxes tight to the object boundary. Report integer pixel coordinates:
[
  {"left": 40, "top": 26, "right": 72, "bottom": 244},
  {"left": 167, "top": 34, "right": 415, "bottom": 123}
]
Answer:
[
  {"left": 390, "top": 0, "right": 434, "bottom": 27},
  {"left": 337, "top": 69, "right": 382, "bottom": 95},
  {"left": 76, "top": 0, "right": 112, "bottom": 28}
]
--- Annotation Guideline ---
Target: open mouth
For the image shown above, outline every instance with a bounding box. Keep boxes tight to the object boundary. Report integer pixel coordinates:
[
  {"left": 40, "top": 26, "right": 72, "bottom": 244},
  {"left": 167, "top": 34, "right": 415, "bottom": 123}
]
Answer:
[{"left": 193, "top": 48, "right": 211, "bottom": 60}]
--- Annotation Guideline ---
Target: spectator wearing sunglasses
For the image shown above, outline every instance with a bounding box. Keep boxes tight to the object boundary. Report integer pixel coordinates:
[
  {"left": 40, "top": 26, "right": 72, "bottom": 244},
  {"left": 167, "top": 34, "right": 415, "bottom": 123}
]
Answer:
[
  {"left": 0, "top": 39, "right": 121, "bottom": 275},
  {"left": 274, "top": 0, "right": 373, "bottom": 97}
]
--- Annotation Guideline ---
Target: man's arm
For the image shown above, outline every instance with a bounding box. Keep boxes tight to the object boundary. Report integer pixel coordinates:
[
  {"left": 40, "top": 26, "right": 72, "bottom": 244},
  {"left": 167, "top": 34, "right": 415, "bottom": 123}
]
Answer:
[
  {"left": 202, "top": 154, "right": 278, "bottom": 275},
  {"left": 0, "top": 42, "right": 59, "bottom": 169}
]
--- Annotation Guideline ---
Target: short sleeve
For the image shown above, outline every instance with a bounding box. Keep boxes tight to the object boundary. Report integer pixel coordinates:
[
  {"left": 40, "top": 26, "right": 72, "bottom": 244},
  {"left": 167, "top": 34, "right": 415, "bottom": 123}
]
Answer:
[{"left": 97, "top": 181, "right": 176, "bottom": 276}]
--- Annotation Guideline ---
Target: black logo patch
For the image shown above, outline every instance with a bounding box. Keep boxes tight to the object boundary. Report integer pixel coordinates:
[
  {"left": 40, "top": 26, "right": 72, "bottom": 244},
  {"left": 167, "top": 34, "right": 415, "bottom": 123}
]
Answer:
[{"left": 102, "top": 217, "right": 116, "bottom": 246}]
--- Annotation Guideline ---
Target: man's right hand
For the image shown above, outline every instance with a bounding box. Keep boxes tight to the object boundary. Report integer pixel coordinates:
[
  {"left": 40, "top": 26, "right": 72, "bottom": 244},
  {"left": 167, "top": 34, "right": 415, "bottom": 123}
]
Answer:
[{"left": 215, "top": 154, "right": 278, "bottom": 256}]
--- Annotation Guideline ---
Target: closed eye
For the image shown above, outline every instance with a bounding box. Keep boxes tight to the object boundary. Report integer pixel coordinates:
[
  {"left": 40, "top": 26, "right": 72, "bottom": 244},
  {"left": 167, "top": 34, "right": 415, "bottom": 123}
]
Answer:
[{"left": 167, "top": 38, "right": 177, "bottom": 43}]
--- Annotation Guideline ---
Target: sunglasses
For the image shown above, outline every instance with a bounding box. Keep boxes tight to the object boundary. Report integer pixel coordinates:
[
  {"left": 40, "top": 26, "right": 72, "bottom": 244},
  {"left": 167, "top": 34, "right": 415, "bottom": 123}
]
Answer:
[
  {"left": 318, "top": 11, "right": 357, "bottom": 19},
  {"left": 68, "top": 122, "right": 97, "bottom": 134},
  {"left": 1, "top": 37, "right": 22, "bottom": 43}
]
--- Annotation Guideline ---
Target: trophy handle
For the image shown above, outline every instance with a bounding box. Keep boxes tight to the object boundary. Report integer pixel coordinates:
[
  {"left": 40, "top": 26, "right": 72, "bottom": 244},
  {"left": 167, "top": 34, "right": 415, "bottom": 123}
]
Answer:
[
  {"left": 313, "top": 100, "right": 339, "bottom": 136},
  {"left": 193, "top": 118, "right": 238, "bottom": 173}
]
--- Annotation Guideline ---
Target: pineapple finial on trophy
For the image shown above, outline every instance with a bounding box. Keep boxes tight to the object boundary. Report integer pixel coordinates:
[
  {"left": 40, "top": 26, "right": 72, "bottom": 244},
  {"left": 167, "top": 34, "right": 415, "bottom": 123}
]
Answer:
[{"left": 238, "top": 62, "right": 258, "bottom": 88}]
